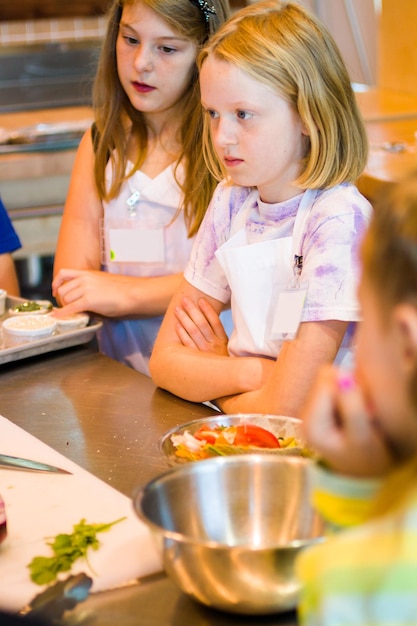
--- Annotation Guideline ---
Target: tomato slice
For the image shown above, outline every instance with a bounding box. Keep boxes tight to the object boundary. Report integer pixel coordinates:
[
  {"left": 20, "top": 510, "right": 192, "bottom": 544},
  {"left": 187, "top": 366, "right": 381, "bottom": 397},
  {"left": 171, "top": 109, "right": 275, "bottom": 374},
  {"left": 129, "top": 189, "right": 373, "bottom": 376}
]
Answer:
[
  {"left": 233, "top": 424, "right": 280, "bottom": 448},
  {"left": 193, "top": 425, "right": 218, "bottom": 445}
]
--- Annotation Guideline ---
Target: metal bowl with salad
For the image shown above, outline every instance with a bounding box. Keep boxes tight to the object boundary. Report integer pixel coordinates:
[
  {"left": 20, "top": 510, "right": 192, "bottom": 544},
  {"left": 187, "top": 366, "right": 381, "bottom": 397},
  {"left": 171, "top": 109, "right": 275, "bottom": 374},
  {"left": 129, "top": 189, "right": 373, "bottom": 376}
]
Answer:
[{"left": 160, "top": 414, "right": 308, "bottom": 465}]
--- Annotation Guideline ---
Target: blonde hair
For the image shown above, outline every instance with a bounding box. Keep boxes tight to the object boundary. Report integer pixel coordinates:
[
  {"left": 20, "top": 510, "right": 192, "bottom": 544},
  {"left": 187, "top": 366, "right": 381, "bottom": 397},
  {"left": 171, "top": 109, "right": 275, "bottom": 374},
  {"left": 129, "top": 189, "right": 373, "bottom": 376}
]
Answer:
[
  {"left": 198, "top": 0, "right": 368, "bottom": 189},
  {"left": 92, "top": 0, "right": 230, "bottom": 237}
]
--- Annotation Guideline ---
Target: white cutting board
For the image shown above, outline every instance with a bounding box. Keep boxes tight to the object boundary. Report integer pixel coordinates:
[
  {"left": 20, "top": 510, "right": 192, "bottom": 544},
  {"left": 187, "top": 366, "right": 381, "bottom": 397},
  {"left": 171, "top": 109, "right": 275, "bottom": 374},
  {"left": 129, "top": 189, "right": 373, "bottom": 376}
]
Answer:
[{"left": 0, "top": 415, "right": 163, "bottom": 613}]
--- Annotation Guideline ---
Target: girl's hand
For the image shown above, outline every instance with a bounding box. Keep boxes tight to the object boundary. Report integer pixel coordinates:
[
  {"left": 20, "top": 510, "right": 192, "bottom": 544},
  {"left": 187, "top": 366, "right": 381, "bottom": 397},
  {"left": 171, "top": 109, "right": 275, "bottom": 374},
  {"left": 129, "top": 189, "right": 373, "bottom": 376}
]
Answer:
[
  {"left": 174, "top": 296, "right": 229, "bottom": 356},
  {"left": 52, "top": 268, "right": 131, "bottom": 317},
  {"left": 300, "top": 366, "right": 395, "bottom": 478}
]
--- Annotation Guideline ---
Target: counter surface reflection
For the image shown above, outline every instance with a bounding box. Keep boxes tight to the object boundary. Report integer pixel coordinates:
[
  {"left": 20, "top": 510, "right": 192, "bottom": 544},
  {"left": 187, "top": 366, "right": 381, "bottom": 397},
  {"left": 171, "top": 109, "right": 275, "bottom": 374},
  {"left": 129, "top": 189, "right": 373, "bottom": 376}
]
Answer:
[{"left": 0, "top": 345, "right": 297, "bottom": 626}]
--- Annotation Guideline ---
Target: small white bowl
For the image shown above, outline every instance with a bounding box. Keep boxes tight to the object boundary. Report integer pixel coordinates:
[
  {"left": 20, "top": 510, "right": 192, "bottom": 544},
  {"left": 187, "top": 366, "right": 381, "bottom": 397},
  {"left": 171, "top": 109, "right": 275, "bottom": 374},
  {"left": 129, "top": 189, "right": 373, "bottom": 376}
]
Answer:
[
  {"left": 49, "top": 312, "right": 89, "bottom": 332},
  {"left": 0, "top": 290, "right": 6, "bottom": 316},
  {"left": 2, "top": 315, "right": 57, "bottom": 347}
]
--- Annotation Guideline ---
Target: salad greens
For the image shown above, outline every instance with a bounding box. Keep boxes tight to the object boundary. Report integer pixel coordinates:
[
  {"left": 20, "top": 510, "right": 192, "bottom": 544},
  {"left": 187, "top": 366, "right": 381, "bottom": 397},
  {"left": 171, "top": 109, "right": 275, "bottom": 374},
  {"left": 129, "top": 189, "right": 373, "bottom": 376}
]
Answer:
[
  {"left": 12, "top": 300, "right": 53, "bottom": 313},
  {"left": 28, "top": 517, "right": 126, "bottom": 585}
]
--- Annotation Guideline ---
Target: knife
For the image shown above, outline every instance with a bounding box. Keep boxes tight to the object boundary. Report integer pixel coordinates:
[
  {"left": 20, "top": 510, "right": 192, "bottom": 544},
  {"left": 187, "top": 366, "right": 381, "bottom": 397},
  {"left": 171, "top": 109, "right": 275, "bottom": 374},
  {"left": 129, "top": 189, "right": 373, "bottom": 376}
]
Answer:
[{"left": 0, "top": 453, "right": 72, "bottom": 474}]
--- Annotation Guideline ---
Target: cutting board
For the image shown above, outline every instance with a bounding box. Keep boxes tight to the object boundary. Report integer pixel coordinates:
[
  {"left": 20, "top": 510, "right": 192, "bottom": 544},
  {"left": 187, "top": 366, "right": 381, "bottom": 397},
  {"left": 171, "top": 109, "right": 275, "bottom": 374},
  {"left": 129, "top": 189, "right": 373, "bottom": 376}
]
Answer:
[{"left": 0, "top": 415, "right": 163, "bottom": 613}]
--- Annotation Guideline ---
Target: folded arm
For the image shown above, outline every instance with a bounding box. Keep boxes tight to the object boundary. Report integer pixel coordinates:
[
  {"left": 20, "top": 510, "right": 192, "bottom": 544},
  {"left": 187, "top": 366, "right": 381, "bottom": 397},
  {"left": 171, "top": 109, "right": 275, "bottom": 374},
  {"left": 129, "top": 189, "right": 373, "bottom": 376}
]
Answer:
[
  {"left": 150, "top": 278, "right": 275, "bottom": 402},
  {"left": 215, "top": 319, "right": 349, "bottom": 417},
  {"left": 150, "top": 278, "right": 348, "bottom": 416}
]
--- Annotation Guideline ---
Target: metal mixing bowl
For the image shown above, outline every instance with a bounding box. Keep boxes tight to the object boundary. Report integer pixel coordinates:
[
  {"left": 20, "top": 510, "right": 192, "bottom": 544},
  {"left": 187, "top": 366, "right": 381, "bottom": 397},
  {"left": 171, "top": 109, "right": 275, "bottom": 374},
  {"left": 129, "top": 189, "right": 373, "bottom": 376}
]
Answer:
[{"left": 133, "top": 454, "right": 324, "bottom": 615}]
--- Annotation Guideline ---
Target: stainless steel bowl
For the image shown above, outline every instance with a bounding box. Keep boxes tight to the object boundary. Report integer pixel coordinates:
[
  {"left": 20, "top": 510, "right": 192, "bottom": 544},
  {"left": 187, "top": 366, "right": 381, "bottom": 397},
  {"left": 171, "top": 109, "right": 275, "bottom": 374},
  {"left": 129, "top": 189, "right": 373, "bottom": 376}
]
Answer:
[
  {"left": 160, "top": 413, "right": 307, "bottom": 466},
  {"left": 133, "top": 454, "right": 324, "bottom": 615}
]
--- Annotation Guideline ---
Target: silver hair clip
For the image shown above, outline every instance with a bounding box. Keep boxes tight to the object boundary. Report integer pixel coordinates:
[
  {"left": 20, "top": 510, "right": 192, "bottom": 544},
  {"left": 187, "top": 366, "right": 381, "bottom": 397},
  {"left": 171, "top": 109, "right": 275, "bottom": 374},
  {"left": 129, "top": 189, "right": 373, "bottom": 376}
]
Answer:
[{"left": 189, "top": 0, "right": 216, "bottom": 22}]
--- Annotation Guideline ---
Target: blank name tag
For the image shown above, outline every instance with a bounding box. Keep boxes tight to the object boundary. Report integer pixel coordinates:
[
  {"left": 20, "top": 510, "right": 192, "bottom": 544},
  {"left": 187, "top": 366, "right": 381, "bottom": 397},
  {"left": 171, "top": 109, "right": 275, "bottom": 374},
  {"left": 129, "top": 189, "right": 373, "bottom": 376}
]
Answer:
[
  {"left": 271, "top": 285, "right": 307, "bottom": 338},
  {"left": 109, "top": 228, "right": 165, "bottom": 263}
]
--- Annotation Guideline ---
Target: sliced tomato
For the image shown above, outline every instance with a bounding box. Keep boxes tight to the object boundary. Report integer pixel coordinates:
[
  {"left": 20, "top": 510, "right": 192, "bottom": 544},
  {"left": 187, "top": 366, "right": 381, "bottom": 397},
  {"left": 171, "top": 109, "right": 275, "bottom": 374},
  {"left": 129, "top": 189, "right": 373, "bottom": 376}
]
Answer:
[
  {"left": 233, "top": 424, "right": 280, "bottom": 448},
  {"left": 193, "top": 425, "right": 218, "bottom": 445}
]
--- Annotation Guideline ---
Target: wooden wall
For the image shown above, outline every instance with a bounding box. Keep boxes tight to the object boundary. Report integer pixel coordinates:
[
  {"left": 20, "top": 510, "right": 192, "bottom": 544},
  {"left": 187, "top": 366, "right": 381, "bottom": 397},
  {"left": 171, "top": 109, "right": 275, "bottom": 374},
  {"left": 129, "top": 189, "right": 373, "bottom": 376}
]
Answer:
[
  {"left": 0, "top": 0, "right": 246, "bottom": 21},
  {"left": 378, "top": 0, "right": 417, "bottom": 95},
  {"left": 0, "top": 0, "right": 111, "bottom": 21}
]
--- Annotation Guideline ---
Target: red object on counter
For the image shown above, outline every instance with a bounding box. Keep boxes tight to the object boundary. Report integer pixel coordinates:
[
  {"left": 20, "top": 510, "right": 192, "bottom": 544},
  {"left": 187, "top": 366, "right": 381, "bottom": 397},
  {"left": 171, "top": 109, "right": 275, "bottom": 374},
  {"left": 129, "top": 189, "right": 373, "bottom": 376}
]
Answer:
[
  {"left": 0, "top": 495, "right": 7, "bottom": 544},
  {"left": 193, "top": 423, "right": 281, "bottom": 448}
]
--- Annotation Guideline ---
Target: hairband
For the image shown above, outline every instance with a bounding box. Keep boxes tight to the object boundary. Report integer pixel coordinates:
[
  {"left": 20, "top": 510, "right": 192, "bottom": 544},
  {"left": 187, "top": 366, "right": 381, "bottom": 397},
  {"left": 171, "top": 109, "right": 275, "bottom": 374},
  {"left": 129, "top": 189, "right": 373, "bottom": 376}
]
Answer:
[{"left": 189, "top": 0, "right": 217, "bottom": 22}]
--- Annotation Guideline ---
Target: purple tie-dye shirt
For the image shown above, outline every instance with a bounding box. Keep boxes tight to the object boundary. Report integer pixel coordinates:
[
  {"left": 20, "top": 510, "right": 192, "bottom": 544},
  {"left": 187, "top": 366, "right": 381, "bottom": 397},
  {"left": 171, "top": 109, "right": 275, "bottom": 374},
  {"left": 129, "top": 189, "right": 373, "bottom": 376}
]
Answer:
[{"left": 184, "top": 181, "right": 372, "bottom": 363}]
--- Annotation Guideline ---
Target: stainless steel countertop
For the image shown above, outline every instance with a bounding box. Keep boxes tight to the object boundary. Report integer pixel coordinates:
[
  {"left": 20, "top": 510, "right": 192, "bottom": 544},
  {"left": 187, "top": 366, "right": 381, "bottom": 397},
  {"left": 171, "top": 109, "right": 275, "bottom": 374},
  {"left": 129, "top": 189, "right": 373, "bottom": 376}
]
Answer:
[{"left": 0, "top": 345, "right": 298, "bottom": 626}]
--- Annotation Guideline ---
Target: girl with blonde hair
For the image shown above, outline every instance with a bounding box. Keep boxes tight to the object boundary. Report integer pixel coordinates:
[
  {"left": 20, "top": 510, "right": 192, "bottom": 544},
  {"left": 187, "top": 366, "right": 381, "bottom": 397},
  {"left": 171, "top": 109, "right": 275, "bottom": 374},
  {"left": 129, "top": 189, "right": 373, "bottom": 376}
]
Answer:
[{"left": 150, "top": 0, "right": 372, "bottom": 416}]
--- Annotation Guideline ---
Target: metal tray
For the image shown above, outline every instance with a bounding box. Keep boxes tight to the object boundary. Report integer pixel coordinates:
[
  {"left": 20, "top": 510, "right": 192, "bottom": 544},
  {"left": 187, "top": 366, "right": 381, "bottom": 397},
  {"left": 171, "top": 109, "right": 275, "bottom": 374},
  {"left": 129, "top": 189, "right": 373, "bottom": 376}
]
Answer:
[
  {"left": 0, "top": 119, "right": 92, "bottom": 154},
  {"left": 0, "top": 297, "right": 102, "bottom": 365}
]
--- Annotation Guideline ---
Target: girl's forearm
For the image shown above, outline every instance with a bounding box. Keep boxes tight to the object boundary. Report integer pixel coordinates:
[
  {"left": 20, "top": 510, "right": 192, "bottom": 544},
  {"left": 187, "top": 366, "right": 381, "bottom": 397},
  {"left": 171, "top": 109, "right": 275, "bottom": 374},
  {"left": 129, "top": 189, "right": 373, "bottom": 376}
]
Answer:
[
  {"left": 216, "top": 321, "right": 349, "bottom": 418},
  {"left": 52, "top": 270, "right": 184, "bottom": 318},
  {"left": 150, "top": 348, "right": 272, "bottom": 403}
]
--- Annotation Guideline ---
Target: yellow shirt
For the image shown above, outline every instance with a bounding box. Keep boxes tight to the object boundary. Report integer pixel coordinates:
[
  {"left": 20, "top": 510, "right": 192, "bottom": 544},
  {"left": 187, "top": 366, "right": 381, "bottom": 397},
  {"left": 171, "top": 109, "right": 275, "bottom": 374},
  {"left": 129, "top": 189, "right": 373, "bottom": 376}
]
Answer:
[{"left": 297, "top": 458, "right": 417, "bottom": 625}]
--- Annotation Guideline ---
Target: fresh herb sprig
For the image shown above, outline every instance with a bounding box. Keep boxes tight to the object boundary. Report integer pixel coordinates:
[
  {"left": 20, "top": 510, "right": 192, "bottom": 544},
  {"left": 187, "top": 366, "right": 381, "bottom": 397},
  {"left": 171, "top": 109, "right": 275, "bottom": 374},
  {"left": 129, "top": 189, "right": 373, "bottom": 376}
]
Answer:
[{"left": 28, "top": 517, "right": 126, "bottom": 585}]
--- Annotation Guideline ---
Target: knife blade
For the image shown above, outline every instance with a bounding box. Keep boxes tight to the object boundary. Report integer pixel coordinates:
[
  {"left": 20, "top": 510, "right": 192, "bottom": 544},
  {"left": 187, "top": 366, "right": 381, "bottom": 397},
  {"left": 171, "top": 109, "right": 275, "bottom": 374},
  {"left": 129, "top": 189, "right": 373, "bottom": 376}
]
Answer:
[{"left": 0, "top": 453, "right": 72, "bottom": 474}]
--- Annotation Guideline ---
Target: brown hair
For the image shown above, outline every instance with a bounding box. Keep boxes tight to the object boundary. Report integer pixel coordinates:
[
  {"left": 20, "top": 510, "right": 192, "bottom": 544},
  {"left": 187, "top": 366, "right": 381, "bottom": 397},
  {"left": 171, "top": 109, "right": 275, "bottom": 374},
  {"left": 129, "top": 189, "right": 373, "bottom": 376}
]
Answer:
[
  {"left": 198, "top": 0, "right": 368, "bottom": 188},
  {"left": 362, "top": 172, "right": 417, "bottom": 313},
  {"left": 362, "top": 170, "right": 417, "bottom": 408},
  {"left": 92, "top": 0, "right": 230, "bottom": 237}
]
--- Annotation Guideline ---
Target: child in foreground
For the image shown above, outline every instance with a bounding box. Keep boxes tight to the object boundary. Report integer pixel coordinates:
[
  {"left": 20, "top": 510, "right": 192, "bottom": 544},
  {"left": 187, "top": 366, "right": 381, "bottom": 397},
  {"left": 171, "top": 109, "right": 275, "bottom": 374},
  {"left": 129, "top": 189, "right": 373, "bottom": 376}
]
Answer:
[
  {"left": 150, "top": 0, "right": 371, "bottom": 417},
  {"left": 297, "top": 170, "right": 417, "bottom": 624}
]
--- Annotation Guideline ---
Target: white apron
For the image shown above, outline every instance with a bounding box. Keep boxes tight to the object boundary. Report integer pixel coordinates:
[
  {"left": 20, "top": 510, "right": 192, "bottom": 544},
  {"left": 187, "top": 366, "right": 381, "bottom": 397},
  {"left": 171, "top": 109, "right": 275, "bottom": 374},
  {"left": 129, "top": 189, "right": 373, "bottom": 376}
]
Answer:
[
  {"left": 215, "top": 189, "right": 318, "bottom": 358},
  {"left": 98, "top": 163, "right": 194, "bottom": 376}
]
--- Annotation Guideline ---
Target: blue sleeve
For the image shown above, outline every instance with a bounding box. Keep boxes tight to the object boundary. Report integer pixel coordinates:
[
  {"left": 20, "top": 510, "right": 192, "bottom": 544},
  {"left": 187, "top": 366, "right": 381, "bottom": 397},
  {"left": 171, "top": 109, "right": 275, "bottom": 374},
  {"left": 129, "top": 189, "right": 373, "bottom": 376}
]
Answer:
[{"left": 0, "top": 198, "right": 21, "bottom": 254}]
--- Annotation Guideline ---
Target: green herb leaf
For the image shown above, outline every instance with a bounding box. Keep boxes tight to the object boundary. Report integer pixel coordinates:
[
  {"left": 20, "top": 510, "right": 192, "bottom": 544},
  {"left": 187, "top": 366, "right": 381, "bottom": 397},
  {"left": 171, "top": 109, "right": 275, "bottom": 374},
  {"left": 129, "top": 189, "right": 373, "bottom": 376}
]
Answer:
[{"left": 28, "top": 517, "right": 126, "bottom": 585}]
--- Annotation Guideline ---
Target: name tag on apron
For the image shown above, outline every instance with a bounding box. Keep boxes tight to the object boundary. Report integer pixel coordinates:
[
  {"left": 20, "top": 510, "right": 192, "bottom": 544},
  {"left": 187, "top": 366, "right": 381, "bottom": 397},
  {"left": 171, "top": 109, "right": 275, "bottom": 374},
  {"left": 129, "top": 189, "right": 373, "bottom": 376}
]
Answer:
[
  {"left": 109, "top": 228, "right": 165, "bottom": 263},
  {"left": 270, "top": 283, "right": 308, "bottom": 339}
]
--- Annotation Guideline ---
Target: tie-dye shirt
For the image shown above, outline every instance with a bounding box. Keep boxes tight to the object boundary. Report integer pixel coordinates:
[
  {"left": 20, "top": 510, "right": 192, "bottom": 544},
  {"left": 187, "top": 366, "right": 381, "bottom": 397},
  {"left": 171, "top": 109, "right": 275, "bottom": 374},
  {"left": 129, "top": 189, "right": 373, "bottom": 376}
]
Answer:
[{"left": 184, "top": 181, "right": 372, "bottom": 364}]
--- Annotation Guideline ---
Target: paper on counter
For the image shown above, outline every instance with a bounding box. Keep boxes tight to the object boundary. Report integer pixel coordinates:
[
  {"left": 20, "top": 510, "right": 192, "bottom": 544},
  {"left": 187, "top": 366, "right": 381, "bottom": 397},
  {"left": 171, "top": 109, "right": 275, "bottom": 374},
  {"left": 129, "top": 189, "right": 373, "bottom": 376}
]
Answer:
[{"left": 0, "top": 415, "right": 163, "bottom": 613}]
